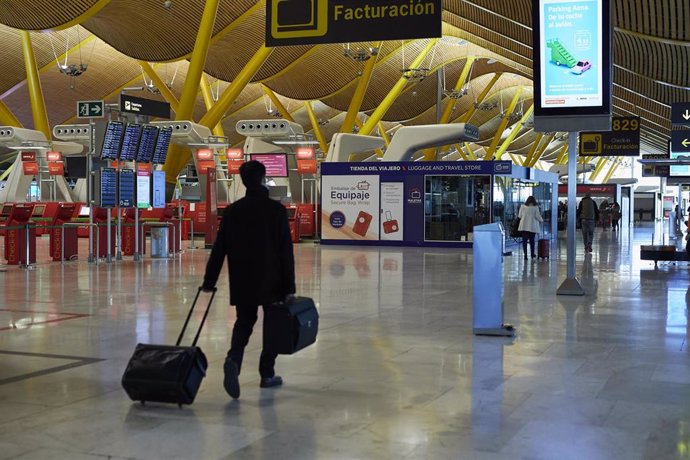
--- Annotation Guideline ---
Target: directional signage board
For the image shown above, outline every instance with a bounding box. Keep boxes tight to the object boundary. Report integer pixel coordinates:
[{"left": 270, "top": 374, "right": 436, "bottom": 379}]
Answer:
[
  {"left": 120, "top": 94, "right": 170, "bottom": 119},
  {"left": 671, "top": 130, "right": 690, "bottom": 154},
  {"left": 265, "top": 0, "right": 441, "bottom": 47},
  {"left": 77, "top": 100, "right": 104, "bottom": 119},
  {"left": 579, "top": 116, "right": 640, "bottom": 156},
  {"left": 642, "top": 164, "right": 669, "bottom": 178},
  {"left": 671, "top": 103, "right": 690, "bottom": 125}
]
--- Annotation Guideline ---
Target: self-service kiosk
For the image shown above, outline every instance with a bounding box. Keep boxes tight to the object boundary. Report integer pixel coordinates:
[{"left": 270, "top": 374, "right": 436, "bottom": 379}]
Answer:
[
  {"left": 4, "top": 203, "right": 36, "bottom": 265},
  {"left": 49, "top": 203, "right": 78, "bottom": 261}
]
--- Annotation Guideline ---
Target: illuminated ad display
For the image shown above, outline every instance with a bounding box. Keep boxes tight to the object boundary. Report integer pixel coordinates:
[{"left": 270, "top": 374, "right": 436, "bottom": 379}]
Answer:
[
  {"left": 152, "top": 171, "right": 166, "bottom": 208},
  {"left": 533, "top": 0, "right": 611, "bottom": 122},
  {"left": 136, "top": 170, "right": 151, "bottom": 209},
  {"left": 250, "top": 154, "right": 288, "bottom": 177}
]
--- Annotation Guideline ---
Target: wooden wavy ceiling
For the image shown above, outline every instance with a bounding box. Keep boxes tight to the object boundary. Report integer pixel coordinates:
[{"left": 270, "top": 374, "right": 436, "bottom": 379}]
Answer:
[{"left": 0, "top": 0, "right": 687, "bottom": 160}]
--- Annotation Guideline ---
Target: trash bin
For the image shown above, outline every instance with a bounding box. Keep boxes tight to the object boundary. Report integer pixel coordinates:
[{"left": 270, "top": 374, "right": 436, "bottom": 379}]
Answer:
[{"left": 150, "top": 226, "right": 170, "bottom": 259}]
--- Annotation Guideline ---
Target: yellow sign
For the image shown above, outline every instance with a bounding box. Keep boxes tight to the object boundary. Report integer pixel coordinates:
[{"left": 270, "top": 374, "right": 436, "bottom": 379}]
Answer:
[
  {"left": 580, "top": 133, "right": 603, "bottom": 155},
  {"left": 271, "top": 0, "right": 328, "bottom": 40}
]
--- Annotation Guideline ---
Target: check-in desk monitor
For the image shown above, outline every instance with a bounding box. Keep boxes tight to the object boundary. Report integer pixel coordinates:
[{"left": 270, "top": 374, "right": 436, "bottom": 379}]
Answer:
[
  {"left": 119, "top": 123, "right": 142, "bottom": 162},
  {"left": 32, "top": 205, "right": 46, "bottom": 217}
]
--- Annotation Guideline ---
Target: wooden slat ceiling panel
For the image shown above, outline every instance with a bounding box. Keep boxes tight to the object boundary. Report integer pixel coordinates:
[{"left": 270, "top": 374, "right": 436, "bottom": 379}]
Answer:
[
  {"left": 614, "top": 31, "right": 690, "bottom": 87},
  {"left": 82, "top": 0, "right": 256, "bottom": 62},
  {"left": 615, "top": 0, "right": 690, "bottom": 41},
  {"left": 204, "top": 7, "right": 313, "bottom": 83},
  {"left": 0, "top": 27, "right": 76, "bottom": 96},
  {"left": 445, "top": 0, "right": 532, "bottom": 45},
  {"left": 0, "top": 0, "right": 99, "bottom": 30},
  {"left": 3, "top": 41, "right": 141, "bottom": 128},
  {"left": 261, "top": 41, "right": 402, "bottom": 101}
]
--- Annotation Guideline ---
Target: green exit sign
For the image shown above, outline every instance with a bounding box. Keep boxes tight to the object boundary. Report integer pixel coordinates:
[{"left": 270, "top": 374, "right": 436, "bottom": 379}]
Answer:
[{"left": 77, "top": 100, "right": 104, "bottom": 118}]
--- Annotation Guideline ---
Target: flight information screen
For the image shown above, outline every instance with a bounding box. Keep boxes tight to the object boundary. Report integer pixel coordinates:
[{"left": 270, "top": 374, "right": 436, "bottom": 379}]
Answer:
[
  {"left": 99, "top": 168, "right": 118, "bottom": 208},
  {"left": 119, "top": 169, "right": 135, "bottom": 207},
  {"left": 119, "top": 124, "right": 142, "bottom": 161},
  {"left": 136, "top": 125, "right": 159, "bottom": 163},
  {"left": 101, "top": 121, "right": 125, "bottom": 160},
  {"left": 152, "top": 127, "right": 173, "bottom": 164}
]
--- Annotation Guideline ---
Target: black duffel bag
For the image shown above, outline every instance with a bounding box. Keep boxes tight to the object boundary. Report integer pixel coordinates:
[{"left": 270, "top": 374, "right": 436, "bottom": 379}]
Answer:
[{"left": 263, "top": 297, "right": 319, "bottom": 355}]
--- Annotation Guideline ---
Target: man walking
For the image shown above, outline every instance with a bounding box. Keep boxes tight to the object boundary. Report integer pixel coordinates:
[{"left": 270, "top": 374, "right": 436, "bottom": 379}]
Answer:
[
  {"left": 202, "top": 160, "right": 296, "bottom": 399},
  {"left": 577, "top": 194, "right": 599, "bottom": 253}
]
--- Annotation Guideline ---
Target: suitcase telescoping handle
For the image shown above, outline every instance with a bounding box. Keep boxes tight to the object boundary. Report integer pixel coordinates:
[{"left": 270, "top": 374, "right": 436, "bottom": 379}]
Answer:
[{"left": 176, "top": 287, "right": 217, "bottom": 347}]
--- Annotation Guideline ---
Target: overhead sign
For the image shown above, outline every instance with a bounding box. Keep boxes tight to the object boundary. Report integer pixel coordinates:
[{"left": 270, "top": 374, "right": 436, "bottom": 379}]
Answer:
[
  {"left": 642, "top": 153, "right": 669, "bottom": 160},
  {"left": 579, "top": 116, "right": 640, "bottom": 156},
  {"left": 642, "top": 164, "right": 669, "bottom": 178},
  {"left": 226, "top": 148, "right": 244, "bottom": 175},
  {"left": 672, "top": 103, "right": 690, "bottom": 125},
  {"left": 296, "top": 147, "right": 317, "bottom": 175},
  {"left": 119, "top": 94, "right": 171, "bottom": 119},
  {"left": 671, "top": 130, "right": 690, "bottom": 154},
  {"left": 77, "top": 100, "right": 104, "bottom": 119},
  {"left": 265, "top": 0, "right": 442, "bottom": 47},
  {"left": 22, "top": 162, "right": 38, "bottom": 175},
  {"left": 47, "top": 151, "right": 62, "bottom": 162},
  {"left": 20, "top": 151, "right": 36, "bottom": 161},
  {"left": 532, "top": 0, "right": 612, "bottom": 131},
  {"left": 48, "top": 163, "right": 65, "bottom": 176}
]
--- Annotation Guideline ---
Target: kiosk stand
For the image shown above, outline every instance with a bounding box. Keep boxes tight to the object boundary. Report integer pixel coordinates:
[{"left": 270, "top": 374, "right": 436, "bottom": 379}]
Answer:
[
  {"left": 50, "top": 203, "right": 78, "bottom": 261},
  {"left": 4, "top": 204, "right": 36, "bottom": 267},
  {"left": 472, "top": 223, "right": 515, "bottom": 337},
  {"left": 91, "top": 208, "right": 116, "bottom": 260}
]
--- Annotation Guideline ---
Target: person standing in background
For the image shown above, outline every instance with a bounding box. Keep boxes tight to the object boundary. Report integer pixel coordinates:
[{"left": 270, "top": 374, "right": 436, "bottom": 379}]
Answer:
[
  {"left": 611, "top": 201, "right": 621, "bottom": 231},
  {"left": 578, "top": 194, "right": 599, "bottom": 253},
  {"left": 518, "top": 196, "right": 543, "bottom": 260}
]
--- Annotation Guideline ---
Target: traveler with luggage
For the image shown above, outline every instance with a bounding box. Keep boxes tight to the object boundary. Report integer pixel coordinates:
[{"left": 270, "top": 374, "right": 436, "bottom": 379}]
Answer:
[
  {"left": 518, "top": 196, "right": 543, "bottom": 260},
  {"left": 202, "top": 160, "right": 296, "bottom": 399},
  {"left": 577, "top": 194, "right": 599, "bottom": 253},
  {"left": 611, "top": 202, "right": 621, "bottom": 231}
]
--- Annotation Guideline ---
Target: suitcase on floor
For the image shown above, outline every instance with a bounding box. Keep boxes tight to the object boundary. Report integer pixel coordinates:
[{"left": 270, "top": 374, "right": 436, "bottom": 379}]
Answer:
[
  {"left": 263, "top": 297, "right": 319, "bottom": 355},
  {"left": 121, "top": 288, "right": 216, "bottom": 406},
  {"left": 538, "top": 238, "right": 550, "bottom": 259}
]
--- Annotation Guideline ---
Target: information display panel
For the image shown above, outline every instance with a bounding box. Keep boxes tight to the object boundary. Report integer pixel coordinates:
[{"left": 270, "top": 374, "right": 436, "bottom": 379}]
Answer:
[
  {"left": 136, "top": 171, "right": 151, "bottom": 209},
  {"left": 152, "top": 127, "right": 173, "bottom": 164},
  {"left": 100, "top": 168, "right": 118, "bottom": 208},
  {"left": 250, "top": 154, "right": 288, "bottom": 177},
  {"left": 136, "top": 125, "right": 159, "bottom": 163},
  {"left": 101, "top": 121, "right": 125, "bottom": 160},
  {"left": 119, "top": 123, "right": 142, "bottom": 161},
  {"left": 152, "top": 171, "right": 166, "bottom": 208},
  {"left": 119, "top": 169, "right": 135, "bottom": 207},
  {"left": 532, "top": 0, "right": 612, "bottom": 130}
]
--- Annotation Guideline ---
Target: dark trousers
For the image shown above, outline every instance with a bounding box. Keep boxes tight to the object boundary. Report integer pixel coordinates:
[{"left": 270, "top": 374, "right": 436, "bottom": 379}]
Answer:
[
  {"left": 522, "top": 231, "right": 536, "bottom": 257},
  {"left": 227, "top": 304, "right": 277, "bottom": 379}
]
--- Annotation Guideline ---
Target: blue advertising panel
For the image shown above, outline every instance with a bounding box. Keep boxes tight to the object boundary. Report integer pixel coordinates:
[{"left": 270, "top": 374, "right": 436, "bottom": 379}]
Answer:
[
  {"left": 152, "top": 171, "right": 166, "bottom": 208},
  {"left": 119, "top": 169, "right": 135, "bottom": 207}
]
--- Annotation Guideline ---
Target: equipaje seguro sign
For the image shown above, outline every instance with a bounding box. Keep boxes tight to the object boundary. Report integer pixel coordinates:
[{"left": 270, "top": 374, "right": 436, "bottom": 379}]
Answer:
[{"left": 266, "top": 0, "right": 441, "bottom": 47}]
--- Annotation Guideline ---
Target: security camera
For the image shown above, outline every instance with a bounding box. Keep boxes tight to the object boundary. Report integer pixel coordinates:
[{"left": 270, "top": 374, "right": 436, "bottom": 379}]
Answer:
[{"left": 163, "top": 0, "right": 172, "bottom": 9}]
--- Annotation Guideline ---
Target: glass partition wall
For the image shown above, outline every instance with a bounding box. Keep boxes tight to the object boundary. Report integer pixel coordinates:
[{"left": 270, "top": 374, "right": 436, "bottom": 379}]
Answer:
[
  {"left": 493, "top": 177, "right": 554, "bottom": 244},
  {"left": 424, "top": 176, "right": 491, "bottom": 242}
]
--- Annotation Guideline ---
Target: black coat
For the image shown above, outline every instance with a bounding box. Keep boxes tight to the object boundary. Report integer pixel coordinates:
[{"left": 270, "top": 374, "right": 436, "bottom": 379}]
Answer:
[{"left": 202, "top": 186, "right": 296, "bottom": 306}]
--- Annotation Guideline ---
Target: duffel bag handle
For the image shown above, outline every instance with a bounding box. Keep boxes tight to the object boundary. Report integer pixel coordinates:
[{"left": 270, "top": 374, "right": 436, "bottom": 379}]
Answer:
[{"left": 177, "top": 287, "right": 216, "bottom": 347}]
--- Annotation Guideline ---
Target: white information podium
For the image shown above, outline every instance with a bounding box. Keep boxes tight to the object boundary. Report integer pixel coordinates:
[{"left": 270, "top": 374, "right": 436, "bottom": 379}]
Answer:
[{"left": 472, "top": 223, "right": 515, "bottom": 337}]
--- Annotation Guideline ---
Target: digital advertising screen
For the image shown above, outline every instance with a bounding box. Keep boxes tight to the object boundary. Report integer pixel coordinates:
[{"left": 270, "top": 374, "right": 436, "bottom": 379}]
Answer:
[
  {"left": 533, "top": 0, "right": 611, "bottom": 117},
  {"left": 152, "top": 171, "right": 166, "bottom": 208},
  {"left": 136, "top": 171, "right": 151, "bottom": 209},
  {"left": 99, "top": 168, "right": 118, "bottom": 208},
  {"left": 152, "top": 127, "right": 172, "bottom": 164},
  {"left": 119, "top": 169, "right": 135, "bottom": 207},
  {"left": 101, "top": 121, "right": 125, "bottom": 160},
  {"left": 136, "top": 125, "right": 159, "bottom": 163},
  {"left": 119, "top": 123, "right": 142, "bottom": 161},
  {"left": 670, "top": 145, "right": 690, "bottom": 177},
  {"left": 250, "top": 154, "right": 288, "bottom": 177}
]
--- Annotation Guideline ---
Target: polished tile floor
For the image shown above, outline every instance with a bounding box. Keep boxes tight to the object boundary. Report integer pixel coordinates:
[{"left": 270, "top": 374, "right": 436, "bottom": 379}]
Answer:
[{"left": 0, "top": 226, "right": 689, "bottom": 460}]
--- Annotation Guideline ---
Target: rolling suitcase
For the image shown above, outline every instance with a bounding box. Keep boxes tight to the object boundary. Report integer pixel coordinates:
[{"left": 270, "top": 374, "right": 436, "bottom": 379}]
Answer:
[
  {"left": 263, "top": 297, "right": 319, "bottom": 355},
  {"left": 538, "top": 236, "right": 550, "bottom": 259},
  {"left": 121, "top": 287, "right": 216, "bottom": 406}
]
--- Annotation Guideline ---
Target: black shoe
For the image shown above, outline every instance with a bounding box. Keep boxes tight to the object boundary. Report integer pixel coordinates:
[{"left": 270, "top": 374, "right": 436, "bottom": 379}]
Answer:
[
  {"left": 260, "top": 375, "right": 283, "bottom": 388},
  {"left": 223, "top": 359, "right": 240, "bottom": 399}
]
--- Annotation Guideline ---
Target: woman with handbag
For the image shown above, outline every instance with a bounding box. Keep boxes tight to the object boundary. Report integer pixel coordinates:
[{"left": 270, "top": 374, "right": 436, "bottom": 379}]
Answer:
[{"left": 518, "top": 196, "right": 544, "bottom": 260}]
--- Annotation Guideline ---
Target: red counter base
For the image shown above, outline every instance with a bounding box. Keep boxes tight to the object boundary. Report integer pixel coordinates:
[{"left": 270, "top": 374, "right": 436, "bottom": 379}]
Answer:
[
  {"left": 5, "top": 227, "right": 37, "bottom": 265},
  {"left": 50, "top": 227, "right": 78, "bottom": 261}
]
